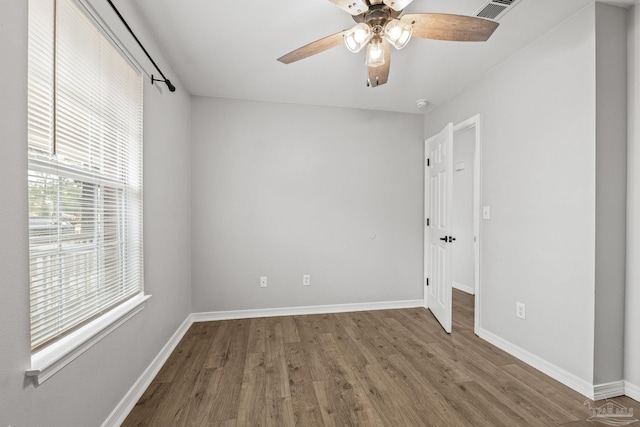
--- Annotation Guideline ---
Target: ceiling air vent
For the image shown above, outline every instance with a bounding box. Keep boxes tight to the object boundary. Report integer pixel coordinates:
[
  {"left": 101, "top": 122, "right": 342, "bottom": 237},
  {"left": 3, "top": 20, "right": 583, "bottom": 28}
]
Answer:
[{"left": 474, "top": 0, "right": 521, "bottom": 21}]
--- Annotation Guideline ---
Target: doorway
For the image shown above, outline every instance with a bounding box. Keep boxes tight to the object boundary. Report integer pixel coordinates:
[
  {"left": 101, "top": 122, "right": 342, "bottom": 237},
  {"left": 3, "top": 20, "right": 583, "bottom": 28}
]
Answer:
[{"left": 424, "top": 115, "right": 481, "bottom": 335}]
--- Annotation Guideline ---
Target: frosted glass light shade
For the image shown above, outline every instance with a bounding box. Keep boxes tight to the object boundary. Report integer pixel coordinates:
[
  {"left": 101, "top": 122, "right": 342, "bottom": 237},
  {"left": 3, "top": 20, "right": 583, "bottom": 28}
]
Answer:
[
  {"left": 384, "top": 19, "right": 412, "bottom": 49},
  {"left": 366, "top": 39, "right": 385, "bottom": 67},
  {"left": 344, "top": 23, "right": 372, "bottom": 53}
]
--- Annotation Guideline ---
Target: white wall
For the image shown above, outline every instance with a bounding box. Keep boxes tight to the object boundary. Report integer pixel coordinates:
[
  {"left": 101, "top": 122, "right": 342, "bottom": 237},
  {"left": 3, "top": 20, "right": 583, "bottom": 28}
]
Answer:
[
  {"left": 626, "top": 3, "right": 640, "bottom": 394},
  {"left": 452, "top": 127, "right": 475, "bottom": 294},
  {"left": 191, "top": 97, "right": 424, "bottom": 312},
  {"left": 0, "top": 1, "right": 192, "bottom": 426},
  {"left": 426, "top": 5, "right": 597, "bottom": 384},
  {"left": 594, "top": 2, "right": 627, "bottom": 386}
]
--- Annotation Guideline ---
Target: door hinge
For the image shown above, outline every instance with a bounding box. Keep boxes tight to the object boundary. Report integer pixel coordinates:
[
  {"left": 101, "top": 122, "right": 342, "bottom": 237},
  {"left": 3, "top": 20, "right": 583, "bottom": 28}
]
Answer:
[
  {"left": 427, "top": 158, "right": 430, "bottom": 167},
  {"left": 426, "top": 218, "right": 430, "bottom": 226},
  {"left": 426, "top": 278, "right": 429, "bottom": 286}
]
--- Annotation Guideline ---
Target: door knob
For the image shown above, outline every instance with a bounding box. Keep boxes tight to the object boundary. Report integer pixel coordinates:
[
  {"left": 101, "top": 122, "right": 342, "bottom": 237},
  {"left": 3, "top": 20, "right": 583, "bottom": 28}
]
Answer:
[{"left": 439, "top": 236, "right": 448, "bottom": 242}]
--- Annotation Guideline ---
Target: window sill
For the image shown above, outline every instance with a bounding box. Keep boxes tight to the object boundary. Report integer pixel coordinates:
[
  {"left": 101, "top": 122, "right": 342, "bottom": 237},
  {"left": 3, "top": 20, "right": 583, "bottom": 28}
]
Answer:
[{"left": 26, "top": 294, "right": 151, "bottom": 385}]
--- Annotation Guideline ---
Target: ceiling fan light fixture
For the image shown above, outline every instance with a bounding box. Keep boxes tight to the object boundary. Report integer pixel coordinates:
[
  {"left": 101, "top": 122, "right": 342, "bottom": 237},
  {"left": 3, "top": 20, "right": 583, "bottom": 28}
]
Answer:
[
  {"left": 344, "top": 23, "right": 372, "bottom": 53},
  {"left": 384, "top": 19, "right": 412, "bottom": 49},
  {"left": 277, "top": 0, "right": 501, "bottom": 88},
  {"left": 366, "top": 38, "right": 385, "bottom": 67}
]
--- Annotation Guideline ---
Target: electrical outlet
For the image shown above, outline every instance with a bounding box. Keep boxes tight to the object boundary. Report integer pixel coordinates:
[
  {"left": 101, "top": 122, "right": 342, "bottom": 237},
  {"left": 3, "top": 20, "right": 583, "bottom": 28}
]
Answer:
[
  {"left": 303, "top": 274, "right": 310, "bottom": 286},
  {"left": 516, "top": 302, "right": 526, "bottom": 319},
  {"left": 260, "top": 276, "right": 267, "bottom": 288}
]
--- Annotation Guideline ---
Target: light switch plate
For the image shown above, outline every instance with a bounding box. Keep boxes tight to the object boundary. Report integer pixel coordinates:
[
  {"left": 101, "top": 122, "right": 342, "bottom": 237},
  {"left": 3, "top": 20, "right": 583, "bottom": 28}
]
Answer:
[{"left": 483, "top": 206, "right": 491, "bottom": 220}]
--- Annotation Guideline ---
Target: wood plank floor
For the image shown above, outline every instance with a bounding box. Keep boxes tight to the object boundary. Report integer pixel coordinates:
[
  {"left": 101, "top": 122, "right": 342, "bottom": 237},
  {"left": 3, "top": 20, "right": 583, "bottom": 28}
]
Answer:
[{"left": 123, "top": 290, "right": 639, "bottom": 426}]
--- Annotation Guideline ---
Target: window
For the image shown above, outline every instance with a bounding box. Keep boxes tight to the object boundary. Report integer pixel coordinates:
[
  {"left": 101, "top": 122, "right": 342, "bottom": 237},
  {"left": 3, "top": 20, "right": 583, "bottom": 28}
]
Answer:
[{"left": 28, "top": 0, "right": 143, "bottom": 353}]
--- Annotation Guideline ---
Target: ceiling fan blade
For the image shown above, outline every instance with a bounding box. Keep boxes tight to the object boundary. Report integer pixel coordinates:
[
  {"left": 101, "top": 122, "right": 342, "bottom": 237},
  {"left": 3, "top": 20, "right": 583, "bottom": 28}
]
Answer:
[
  {"left": 277, "top": 30, "right": 347, "bottom": 64},
  {"left": 329, "top": 0, "right": 368, "bottom": 16},
  {"left": 368, "top": 40, "right": 391, "bottom": 88},
  {"left": 383, "top": 0, "right": 414, "bottom": 12},
  {"left": 401, "top": 13, "right": 499, "bottom": 42}
]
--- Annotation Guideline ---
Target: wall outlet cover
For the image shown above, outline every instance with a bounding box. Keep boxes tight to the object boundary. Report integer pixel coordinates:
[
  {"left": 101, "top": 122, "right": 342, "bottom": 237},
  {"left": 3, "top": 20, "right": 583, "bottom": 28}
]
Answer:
[{"left": 516, "top": 302, "right": 526, "bottom": 319}]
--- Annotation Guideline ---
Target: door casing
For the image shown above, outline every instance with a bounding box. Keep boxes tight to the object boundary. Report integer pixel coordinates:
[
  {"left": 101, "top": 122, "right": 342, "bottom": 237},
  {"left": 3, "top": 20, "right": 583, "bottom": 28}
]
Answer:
[{"left": 424, "top": 114, "right": 482, "bottom": 335}]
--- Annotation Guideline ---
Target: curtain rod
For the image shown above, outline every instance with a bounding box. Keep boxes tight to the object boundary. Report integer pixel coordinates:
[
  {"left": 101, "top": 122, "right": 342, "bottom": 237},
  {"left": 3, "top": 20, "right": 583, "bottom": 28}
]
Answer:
[{"left": 105, "top": 0, "right": 176, "bottom": 92}]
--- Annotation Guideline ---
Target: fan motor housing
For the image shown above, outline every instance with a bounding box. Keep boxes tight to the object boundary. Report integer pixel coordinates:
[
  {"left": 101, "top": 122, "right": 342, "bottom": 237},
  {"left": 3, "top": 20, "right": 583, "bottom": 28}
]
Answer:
[{"left": 353, "top": 4, "right": 400, "bottom": 29}]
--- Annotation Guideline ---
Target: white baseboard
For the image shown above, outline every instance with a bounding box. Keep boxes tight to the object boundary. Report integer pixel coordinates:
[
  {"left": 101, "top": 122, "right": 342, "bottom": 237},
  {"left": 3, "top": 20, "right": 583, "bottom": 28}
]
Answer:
[
  {"left": 192, "top": 299, "right": 424, "bottom": 323},
  {"left": 101, "top": 315, "right": 193, "bottom": 427},
  {"left": 625, "top": 381, "right": 640, "bottom": 402},
  {"left": 478, "top": 327, "right": 595, "bottom": 399},
  {"left": 452, "top": 281, "right": 475, "bottom": 295},
  {"left": 593, "top": 381, "right": 625, "bottom": 400}
]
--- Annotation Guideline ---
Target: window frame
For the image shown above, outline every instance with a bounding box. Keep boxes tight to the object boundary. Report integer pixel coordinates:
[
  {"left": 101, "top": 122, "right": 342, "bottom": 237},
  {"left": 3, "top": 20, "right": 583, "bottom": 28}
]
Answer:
[{"left": 26, "top": 0, "right": 149, "bottom": 384}]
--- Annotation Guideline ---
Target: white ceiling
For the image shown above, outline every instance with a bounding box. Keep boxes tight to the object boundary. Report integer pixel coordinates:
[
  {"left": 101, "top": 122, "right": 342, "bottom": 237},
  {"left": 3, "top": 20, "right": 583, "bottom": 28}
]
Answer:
[{"left": 131, "top": 0, "right": 622, "bottom": 113}]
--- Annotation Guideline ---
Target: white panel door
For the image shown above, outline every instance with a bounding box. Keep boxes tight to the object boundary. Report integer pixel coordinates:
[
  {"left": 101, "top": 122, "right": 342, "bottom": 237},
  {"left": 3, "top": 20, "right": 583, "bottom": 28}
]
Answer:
[{"left": 425, "top": 123, "right": 454, "bottom": 333}]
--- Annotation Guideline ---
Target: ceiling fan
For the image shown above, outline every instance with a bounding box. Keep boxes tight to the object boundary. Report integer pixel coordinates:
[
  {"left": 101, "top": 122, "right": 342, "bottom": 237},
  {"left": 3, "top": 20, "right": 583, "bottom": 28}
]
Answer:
[{"left": 277, "top": 0, "right": 499, "bottom": 87}]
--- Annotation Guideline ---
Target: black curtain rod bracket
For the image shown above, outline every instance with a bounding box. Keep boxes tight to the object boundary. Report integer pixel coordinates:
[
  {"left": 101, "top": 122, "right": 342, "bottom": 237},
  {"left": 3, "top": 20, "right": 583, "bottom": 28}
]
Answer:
[
  {"left": 106, "top": 0, "right": 176, "bottom": 93},
  {"left": 151, "top": 75, "right": 176, "bottom": 92}
]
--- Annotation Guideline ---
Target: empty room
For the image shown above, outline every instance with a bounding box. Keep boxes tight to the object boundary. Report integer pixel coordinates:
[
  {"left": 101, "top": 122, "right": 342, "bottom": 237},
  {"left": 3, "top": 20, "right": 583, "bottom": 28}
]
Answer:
[{"left": 2, "top": 0, "right": 640, "bottom": 425}]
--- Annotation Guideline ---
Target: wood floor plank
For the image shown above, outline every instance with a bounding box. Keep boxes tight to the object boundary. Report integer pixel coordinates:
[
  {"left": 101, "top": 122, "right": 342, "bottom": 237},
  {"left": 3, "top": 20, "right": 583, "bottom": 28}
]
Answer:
[
  {"left": 178, "top": 331, "right": 216, "bottom": 384},
  {"left": 386, "top": 353, "right": 478, "bottom": 426},
  {"left": 320, "top": 314, "right": 368, "bottom": 370},
  {"left": 293, "top": 315, "right": 332, "bottom": 381},
  {"left": 200, "top": 420, "right": 236, "bottom": 427},
  {"left": 179, "top": 367, "right": 223, "bottom": 427},
  {"left": 450, "top": 327, "right": 520, "bottom": 367},
  {"left": 236, "top": 352, "right": 266, "bottom": 426},
  {"left": 264, "top": 318, "right": 291, "bottom": 400},
  {"left": 340, "top": 314, "right": 417, "bottom": 407},
  {"left": 452, "top": 290, "right": 474, "bottom": 332},
  {"left": 395, "top": 307, "right": 450, "bottom": 340},
  {"left": 122, "top": 380, "right": 172, "bottom": 427},
  {"left": 203, "top": 320, "right": 251, "bottom": 423},
  {"left": 281, "top": 316, "right": 300, "bottom": 343},
  {"left": 455, "top": 380, "right": 539, "bottom": 427},
  {"left": 312, "top": 347, "right": 371, "bottom": 427},
  {"left": 353, "top": 407, "right": 385, "bottom": 426},
  {"left": 398, "top": 401, "right": 468, "bottom": 427},
  {"left": 314, "top": 326, "right": 387, "bottom": 426},
  {"left": 122, "top": 289, "right": 639, "bottom": 427},
  {"left": 145, "top": 332, "right": 218, "bottom": 427},
  {"left": 323, "top": 315, "right": 416, "bottom": 425},
  {"left": 263, "top": 320, "right": 296, "bottom": 427},
  {"left": 265, "top": 396, "right": 295, "bottom": 427},
  {"left": 152, "top": 325, "right": 202, "bottom": 383},
  {"left": 247, "top": 318, "right": 266, "bottom": 354},
  {"left": 328, "top": 351, "right": 397, "bottom": 426},
  {"left": 145, "top": 371, "right": 193, "bottom": 426},
  {"left": 312, "top": 380, "right": 340, "bottom": 427},
  {"left": 202, "top": 321, "right": 235, "bottom": 369},
  {"left": 285, "top": 341, "right": 324, "bottom": 426}
]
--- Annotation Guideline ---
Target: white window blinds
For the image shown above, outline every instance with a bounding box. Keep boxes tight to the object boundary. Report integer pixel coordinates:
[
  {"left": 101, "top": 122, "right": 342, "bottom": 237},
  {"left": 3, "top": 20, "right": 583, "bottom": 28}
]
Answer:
[{"left": 28, "top": 0, "right": 143, "bottom": 351}]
